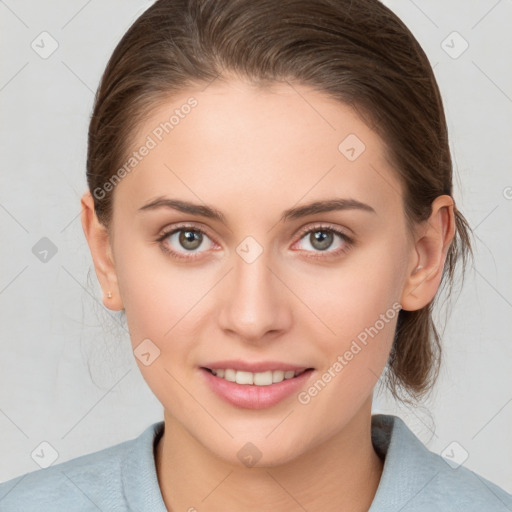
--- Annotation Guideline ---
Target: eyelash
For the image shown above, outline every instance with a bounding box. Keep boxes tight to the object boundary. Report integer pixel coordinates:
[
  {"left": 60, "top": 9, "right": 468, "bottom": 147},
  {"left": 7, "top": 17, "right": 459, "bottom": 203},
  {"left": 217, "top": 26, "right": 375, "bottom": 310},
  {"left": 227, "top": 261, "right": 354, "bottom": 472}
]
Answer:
[{"left": 156, "top": 223, "right": 354, "bottom": 261}]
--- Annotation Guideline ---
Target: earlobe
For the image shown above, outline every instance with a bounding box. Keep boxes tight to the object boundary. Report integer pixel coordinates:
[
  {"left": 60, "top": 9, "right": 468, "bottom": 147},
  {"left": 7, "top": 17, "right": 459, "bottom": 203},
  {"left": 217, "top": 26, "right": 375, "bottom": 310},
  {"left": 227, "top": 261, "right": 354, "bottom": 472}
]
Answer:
[
  {"left": 80, "top": 191, "right": 124, "bottom": 311},
  {"left": 400, "top": 195, "right": 455, "bottom": 311}
]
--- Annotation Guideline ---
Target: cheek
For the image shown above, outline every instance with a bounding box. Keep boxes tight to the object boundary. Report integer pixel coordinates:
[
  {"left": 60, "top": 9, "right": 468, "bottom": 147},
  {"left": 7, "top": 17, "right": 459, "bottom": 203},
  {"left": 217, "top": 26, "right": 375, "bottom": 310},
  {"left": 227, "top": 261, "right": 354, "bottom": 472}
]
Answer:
[
  {"left": 293, "top": 232, "right": 406, "bottom": 344},
  {"left": 112, "top": 242, "right": 210, "bottom": 415},
  {"left": 113, "top": 239, "right": 223, "bottom": 411},
  {"left": 114, "top": 233, "right": 210, "bottom": 339},
  {"left": 289, "top": 233, "right": 405, "bottom": 408},
  {"left": 292, "top": 261, "right": 402, "bottom": 445}
]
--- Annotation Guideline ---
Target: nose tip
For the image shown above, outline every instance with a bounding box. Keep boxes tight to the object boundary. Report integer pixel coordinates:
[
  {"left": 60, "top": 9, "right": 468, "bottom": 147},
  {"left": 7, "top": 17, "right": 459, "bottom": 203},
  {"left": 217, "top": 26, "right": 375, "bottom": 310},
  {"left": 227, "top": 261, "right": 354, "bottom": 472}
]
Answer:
[{"left": 217, "top": 254, "right": 292, "bottom": 343}]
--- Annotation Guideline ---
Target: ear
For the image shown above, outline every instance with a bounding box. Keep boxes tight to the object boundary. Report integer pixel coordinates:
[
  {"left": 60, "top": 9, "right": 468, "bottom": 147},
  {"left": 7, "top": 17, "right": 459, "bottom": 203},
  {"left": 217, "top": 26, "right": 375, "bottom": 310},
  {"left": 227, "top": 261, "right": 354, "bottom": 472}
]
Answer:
[
  {"left": 80, "top": 191, "right": 124, "bottom": 311},
  {"left": 400, "top": 195, "right": 456, "bottom": 311}
]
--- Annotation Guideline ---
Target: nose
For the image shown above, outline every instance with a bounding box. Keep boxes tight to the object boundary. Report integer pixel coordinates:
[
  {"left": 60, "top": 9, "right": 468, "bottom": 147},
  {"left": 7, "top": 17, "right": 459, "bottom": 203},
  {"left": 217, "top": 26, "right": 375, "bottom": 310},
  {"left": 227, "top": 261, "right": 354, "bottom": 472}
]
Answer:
[{"left": 217, "top": 247, "right": 293, "bottom": 344}]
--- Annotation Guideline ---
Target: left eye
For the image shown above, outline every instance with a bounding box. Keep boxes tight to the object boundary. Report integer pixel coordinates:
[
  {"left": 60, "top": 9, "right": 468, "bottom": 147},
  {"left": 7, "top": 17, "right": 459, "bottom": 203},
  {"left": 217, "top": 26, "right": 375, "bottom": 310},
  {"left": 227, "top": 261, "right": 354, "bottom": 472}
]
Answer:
[{"left": 294, "top": 227, "right": 352, "bottom": 255}]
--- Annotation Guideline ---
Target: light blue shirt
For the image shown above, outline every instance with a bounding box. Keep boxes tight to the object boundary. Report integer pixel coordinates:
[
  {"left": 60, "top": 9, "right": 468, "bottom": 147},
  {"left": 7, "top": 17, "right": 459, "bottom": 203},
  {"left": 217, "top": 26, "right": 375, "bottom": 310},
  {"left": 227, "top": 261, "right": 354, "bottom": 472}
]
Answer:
[{"left": 1, "top": 414, "right": 511, "bottom": 511}]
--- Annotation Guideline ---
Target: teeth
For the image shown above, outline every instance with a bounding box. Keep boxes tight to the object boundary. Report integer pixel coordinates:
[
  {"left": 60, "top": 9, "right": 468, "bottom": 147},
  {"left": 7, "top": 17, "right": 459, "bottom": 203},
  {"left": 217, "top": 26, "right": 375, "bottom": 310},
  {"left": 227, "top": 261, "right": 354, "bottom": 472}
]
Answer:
[
  {"left": 224, "top": 369, "right": 236, "bottom": 382},
  {"left": 210, "top": 368, "right": 306, "bottom": 386},
  {"left": 236, "top": 371, "right": 254, "bottom": 385},
  {"left": 272, "top": 370, "right": 284, "bottom": 383}
]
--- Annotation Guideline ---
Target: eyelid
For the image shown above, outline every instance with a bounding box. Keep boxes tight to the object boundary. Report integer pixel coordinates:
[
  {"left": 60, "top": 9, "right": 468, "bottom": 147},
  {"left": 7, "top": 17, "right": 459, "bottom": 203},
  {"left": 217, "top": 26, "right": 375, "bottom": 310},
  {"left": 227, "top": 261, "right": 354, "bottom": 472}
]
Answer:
[
  {"left": 294, "top": 222, "right": 353, "bottom": 242},
  {"left": 157, "top": 222, "right": 217, "bottom": 242}
]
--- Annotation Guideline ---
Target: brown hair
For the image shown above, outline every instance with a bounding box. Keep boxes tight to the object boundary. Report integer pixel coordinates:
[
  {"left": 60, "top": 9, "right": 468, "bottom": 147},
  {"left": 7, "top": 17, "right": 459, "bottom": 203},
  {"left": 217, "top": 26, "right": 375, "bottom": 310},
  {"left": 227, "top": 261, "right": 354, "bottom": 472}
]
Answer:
[{"left": 86, "top": 0, "right": 473, "bottom": 403}]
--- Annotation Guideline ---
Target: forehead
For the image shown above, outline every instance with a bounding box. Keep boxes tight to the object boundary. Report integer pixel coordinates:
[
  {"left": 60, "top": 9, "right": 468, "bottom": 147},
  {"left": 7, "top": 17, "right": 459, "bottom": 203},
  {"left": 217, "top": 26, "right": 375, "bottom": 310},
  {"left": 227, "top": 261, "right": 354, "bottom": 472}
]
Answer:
[{"left": 113, "top": 79, "right": 404, "bottom": 222}]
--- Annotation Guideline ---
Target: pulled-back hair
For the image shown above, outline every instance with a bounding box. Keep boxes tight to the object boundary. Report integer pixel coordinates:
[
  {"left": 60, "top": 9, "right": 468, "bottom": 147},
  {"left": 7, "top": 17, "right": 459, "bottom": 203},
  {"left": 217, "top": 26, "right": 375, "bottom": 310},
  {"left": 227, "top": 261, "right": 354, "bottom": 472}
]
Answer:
[{"left": 86, "top": 0, "right": 473, "bottom": 403}]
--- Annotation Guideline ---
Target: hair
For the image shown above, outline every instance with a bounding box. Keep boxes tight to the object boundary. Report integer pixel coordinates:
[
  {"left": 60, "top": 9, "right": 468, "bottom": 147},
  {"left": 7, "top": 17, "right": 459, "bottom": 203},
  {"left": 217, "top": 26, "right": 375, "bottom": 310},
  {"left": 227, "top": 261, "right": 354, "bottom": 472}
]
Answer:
[{"left": 86, "top": 0, "right": 473, "bottom": 404}]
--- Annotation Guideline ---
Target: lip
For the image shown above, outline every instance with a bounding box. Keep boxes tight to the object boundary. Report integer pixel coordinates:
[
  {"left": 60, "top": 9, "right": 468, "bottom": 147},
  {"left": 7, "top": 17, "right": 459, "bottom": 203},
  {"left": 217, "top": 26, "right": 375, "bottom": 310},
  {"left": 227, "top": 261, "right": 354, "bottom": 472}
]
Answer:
[
  {"left": 201, "top": 359, "right": 310, "bottom": 373},
  {"left": 200, "top": 366, "right": 315, "bottom": 409}
]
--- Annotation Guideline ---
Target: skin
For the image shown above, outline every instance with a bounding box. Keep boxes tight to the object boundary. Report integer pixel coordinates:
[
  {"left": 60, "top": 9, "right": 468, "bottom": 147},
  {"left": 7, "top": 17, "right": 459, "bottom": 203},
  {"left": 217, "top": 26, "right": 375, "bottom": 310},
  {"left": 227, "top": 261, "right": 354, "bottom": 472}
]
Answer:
[{"left": 81, "top": 78, "right": 455, "bottom": 512}]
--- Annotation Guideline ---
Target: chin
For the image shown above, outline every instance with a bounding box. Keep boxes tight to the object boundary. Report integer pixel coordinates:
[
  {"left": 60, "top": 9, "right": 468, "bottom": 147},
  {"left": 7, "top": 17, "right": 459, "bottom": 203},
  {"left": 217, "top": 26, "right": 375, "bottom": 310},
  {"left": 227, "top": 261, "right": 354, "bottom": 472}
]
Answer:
[{"left": 205, "top": 428, "right": 312, "bottom": 469}]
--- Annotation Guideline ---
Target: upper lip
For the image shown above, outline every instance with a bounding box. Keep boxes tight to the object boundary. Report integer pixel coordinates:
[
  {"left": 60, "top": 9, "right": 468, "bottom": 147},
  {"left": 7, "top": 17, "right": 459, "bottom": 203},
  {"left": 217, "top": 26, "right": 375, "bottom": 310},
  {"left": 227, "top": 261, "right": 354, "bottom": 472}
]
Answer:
[{"left": 201, "top": 360, "right": 313, "bottom": 373}]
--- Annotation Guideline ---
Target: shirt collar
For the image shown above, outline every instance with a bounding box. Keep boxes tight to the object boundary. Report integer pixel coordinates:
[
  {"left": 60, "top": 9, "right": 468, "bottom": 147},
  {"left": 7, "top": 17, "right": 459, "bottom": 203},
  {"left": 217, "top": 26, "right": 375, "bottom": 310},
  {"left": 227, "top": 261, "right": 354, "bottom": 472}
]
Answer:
[
  {"left": 120, "top": 414, "right": 445, "bottom": 511},
  {"left": 121, "top": 420, "right": 167, "bottom": 511},
  {"left": 368, "top": 413, "right": 449, "bottom": 511}
]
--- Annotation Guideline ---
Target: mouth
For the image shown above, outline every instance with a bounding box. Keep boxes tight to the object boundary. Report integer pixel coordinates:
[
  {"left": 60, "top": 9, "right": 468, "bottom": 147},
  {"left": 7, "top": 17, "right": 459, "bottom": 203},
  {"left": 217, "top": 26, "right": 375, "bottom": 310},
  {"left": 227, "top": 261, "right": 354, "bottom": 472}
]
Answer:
[
  {"left": 201, "top": 367, "right": 314, "bottom": 386},
  {"left": 199, "top": 359, "right": 316, "bottom": 409},
  {"left": 200, "top": 365, "right": 315, "bottom": 409}
]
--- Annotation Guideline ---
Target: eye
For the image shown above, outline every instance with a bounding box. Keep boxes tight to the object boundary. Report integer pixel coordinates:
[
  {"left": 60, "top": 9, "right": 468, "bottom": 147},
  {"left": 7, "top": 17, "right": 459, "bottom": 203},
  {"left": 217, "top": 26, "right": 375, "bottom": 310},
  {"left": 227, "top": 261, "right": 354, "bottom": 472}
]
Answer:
[
  {"left": 156, "top": 224, "right": 216, "bottom": 260},
  {"left": 293, "top": 224, "right": 353, "bottom": 259},
  {"left": 156, "top": 223, "right": 354, "bottom": 261}
]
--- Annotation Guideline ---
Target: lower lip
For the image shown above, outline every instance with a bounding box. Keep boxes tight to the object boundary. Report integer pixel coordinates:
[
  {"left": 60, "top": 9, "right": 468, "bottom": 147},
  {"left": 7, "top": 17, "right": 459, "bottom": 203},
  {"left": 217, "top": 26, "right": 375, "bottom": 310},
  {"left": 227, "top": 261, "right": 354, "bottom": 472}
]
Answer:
[{"left": 200, "top": 368, "right": 314, "bottom": 409}]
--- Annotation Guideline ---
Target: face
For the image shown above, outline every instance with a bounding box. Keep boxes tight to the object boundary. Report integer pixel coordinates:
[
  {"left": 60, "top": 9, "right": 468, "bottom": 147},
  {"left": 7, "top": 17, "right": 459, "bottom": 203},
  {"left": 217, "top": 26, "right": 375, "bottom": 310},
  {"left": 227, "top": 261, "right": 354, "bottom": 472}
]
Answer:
[{"left": 100, "top": 79, "right": 417, "bottom": 465}]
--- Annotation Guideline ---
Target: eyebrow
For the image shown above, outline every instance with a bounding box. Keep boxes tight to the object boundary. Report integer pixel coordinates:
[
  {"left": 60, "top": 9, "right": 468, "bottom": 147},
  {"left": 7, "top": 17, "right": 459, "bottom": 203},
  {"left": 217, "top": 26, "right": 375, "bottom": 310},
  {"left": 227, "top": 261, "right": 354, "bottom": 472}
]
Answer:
[{"left": 137, "top": 196, "right": 376, "bottom": 223}]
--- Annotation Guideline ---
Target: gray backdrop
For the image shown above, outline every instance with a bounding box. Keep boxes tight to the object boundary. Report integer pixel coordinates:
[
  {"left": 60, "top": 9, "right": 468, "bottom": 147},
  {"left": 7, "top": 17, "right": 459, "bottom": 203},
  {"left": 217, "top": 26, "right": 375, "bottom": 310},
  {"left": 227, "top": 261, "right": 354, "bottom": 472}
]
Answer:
[{"left": 1, "top": 0, "right": 511, "bottom": 493}]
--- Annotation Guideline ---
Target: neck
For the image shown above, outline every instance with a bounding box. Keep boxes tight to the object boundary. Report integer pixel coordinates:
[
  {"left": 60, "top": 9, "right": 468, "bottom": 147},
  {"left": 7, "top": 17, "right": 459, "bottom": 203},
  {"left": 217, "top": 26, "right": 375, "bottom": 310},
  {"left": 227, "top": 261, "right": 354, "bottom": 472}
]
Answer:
[{"left": 155, "top": 399, "right": 383, "bottom": 512}]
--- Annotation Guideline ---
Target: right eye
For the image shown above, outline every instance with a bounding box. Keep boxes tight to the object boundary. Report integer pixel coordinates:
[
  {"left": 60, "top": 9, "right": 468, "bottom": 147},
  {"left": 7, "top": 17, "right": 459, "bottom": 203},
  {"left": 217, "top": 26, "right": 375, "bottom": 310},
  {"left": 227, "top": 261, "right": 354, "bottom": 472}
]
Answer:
[{"left": 156, "top": 224, "right": 217, "bottom": 260}]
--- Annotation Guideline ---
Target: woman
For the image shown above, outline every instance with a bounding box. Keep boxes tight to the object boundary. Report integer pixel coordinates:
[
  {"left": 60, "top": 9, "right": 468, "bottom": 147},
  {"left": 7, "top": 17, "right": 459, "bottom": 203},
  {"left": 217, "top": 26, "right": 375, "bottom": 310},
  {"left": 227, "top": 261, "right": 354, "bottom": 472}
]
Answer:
[{"left": 1, "top": 0, "right": 511, "bottom": 510}]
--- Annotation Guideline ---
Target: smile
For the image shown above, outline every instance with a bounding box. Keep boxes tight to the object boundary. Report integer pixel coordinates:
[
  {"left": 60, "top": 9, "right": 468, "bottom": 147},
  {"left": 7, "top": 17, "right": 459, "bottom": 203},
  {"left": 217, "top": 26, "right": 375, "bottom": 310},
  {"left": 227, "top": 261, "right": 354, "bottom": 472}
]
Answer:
[
  {"left": 200, "top": 366, "right": 315, "bottom": 409},
  {"left": 204, "top": 368, "right": 309, "bottom": 386}
]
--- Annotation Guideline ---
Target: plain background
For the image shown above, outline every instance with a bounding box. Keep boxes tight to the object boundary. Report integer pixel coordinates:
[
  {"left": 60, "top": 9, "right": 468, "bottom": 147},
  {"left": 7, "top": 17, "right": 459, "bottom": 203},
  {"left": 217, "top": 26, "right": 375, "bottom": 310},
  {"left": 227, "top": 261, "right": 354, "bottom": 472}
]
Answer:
[{"left": 1, "top": 0, "right": 511, "bottom": 494}]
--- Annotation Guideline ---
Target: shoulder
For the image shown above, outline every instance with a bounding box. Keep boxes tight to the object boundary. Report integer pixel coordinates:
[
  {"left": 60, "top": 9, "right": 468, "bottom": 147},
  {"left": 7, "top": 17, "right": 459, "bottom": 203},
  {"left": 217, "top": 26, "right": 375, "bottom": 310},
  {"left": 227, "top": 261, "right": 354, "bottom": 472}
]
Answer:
[
  {"left": 0, "top": 421, "right": 165, "bottom": 512},
  {"left": 370, "top": 414, "right": 512, "bottom": 512},
  {"left": 0, "top": 437, "right": 130, "bottom": 512}
]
